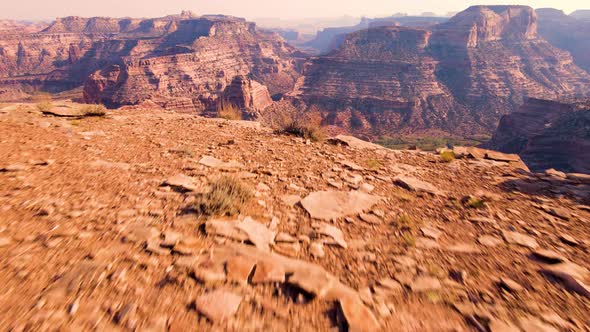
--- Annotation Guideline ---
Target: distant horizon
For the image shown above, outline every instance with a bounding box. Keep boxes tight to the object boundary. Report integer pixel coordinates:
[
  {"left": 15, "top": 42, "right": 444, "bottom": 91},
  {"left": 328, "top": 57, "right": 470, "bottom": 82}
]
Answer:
[{"left": 1, "top": 0, "right": 588, "bottom": 22}]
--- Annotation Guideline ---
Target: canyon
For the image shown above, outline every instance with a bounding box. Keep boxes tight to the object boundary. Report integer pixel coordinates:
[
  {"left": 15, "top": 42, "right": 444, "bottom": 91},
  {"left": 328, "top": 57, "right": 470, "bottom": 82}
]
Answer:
[{"left": 1, "top": 6, "right": 590, "bottom": 138}]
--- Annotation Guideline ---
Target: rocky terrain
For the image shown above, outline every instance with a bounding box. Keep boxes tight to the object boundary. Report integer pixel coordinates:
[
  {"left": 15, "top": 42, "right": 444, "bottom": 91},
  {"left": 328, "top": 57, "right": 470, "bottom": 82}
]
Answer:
[
  {"left": 293, "top": 5, "right": 590, "bottom": 138},
  {"left": 0, "top": 101, "right": 589, "bottom": 331},
  {"left": 488, "top": 98, "right": 590, "bottom": 174}
]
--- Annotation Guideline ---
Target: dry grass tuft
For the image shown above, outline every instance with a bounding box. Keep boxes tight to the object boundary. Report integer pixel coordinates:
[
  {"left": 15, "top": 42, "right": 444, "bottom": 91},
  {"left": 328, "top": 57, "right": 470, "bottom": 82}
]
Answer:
[
  {"left": 195, "top": 176, "right": 252, "bottom": 216},
  {"left": 217, "top": 100, "right": 242, "bottom": 121},
  {"left": 440, "top": 150, "right": 456, "bottom": 163},
  {"left": 80, "top": 104, "right": 107, "bottom": 117},
  {"left": 274, "top": 112, "right": 325, "bottom": 142}
]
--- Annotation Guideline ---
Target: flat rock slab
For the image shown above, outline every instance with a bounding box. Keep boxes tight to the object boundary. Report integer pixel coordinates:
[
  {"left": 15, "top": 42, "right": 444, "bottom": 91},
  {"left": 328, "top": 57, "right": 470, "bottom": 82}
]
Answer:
[
  {"left": 393, "top": 176, "right": 443, "bottom": 196},
  {"left": 195, "top": 289, "right": 242, "bottom": 322},
  {"left": 502, "top": 231, "right": 539, "bottom": 249},
  {"left": 162, "top": 174, "right": 198, "bottom": 192},
  {"left": 301, "top": 191, "right": 381, "bottom": 221},
  {"left": 313, "top": 222, "right": 348, "bottom": 248},
  {"left": 329, "top": 135, "right": 385, "bottom": 151},
  {"left": 199, "top": 156, "right": 243, "bottom": 170},
  {"left": 236, "top": 217, "right": 275, "bottom": 252}
]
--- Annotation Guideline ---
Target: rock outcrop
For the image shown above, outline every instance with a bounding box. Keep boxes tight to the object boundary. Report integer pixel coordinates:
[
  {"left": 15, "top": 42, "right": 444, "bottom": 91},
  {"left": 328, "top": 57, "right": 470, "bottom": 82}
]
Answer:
[
  {"left": 83, "top": 16, "right": 301, "bottom": 113},
  {"left": 294, "top": 5, "right": 590, "bottom": 137},
  {"left": 487, "top": 98, "right": 590, "bottom": 173}
]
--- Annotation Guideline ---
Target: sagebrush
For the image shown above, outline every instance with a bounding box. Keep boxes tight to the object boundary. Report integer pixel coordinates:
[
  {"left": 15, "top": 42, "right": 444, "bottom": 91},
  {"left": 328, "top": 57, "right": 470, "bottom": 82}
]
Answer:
[{"left": 195, "top": 176, "right": 252, "bottom": 216}]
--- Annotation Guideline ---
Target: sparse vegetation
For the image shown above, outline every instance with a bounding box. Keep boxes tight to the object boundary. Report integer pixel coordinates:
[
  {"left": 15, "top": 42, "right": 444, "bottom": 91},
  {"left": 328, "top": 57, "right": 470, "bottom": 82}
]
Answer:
[
  {"left": 274, "top": 112, "right": 325, "bottom": 142},
  {"left": 464, "top": 196, "right": 486, "bottom": 209},
  {"left": 195, "top": 176, "right": 252, "bottom": 216},
  {"left": 36, "top": 101, "right": 54, "bottom": 113},
  {"left": 397, "top": 214, "right": 414, "bottom": 230},
  {"left": 217, "top": 100, "right": 242, "bottom": 121},
  {"left": 402, "top": 233, "right": 416, "bottom": 247},
  {"left": 80, "top": 104, "right": 107, "bottom": 117},
  {"left": 365, "top": 159, "right": 382, "bottom": 169},
  {"left": 440, "top": 150, "right": 456, "bottom": 163}
]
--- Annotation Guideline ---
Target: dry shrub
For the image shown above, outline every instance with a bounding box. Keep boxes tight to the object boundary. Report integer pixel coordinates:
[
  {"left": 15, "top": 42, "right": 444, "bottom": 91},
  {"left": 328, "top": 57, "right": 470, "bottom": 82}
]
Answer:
[
  {"left": 274, "top": 111, "right": 325, "bottom": 142},
  {"left": 80, "top": 104, "right": 107, "bottom": 117},
  {"left": 217, "top": 100, "right": 242, "bottom": 121},
  {"left": 440, "top": 150, "right": 456, "bottom": 163},
  {"left": 36, "top": 101, "right": 53, "bottom": 113},
  {"left": 195, "top": 176, "right": 252, "bottom": 216}
]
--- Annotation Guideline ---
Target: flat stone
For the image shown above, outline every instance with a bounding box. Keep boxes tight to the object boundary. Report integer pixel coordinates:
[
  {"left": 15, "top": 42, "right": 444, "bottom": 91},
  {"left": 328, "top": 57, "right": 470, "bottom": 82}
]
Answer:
[
  {"left": 193, "top": 268, "right": 227, "bottom": 284},
  {"left": 89, "top": 160, "right": 131, "bottom": 170},
  {"left": 415, "top": 237, "right": 439, "bottom": 249},
  {"left": 301, "top": 191, "right": 381, "bottom": 221},
  {"left": 359, "top": 213, "right": 381, "bottom": 225},
  {"left": 313, "top": 222, "right": 347, "bottom": 248},
  {"left": 444, "top": 243, "right": 482, "bottom": 254},
  {"left": 226, "top": 256, "right": 257, "bottom": 284},
  {"left": 532, "top": 249, "right": 566, "bottom": 264},
  {"left": 338, "top": 295, "right": 381, "bottom": 332},
  {"left": 251, "top": 260, "right": 285, "bottom": 284},
  {"left": 393, "top": 255, "right": 417, "bottom": 268},
  {"left": 162, "top": 174, "right": 198, "bottom": 192},
  {"left": 205, "top": 220, "right": 248, "bottom": 242},
  {"left": 199, "top": 156, "right": 243, "bottom": 170},
  {"left": 502, "top": 231, "right": 539, "bottom": 249},
  {"left": 539, "top": 262, "right": 590, "bottom": 298},
  {"left": 377, "top": 278, "right": 403, "bottom": 293},
  {"left": 410, "top": 276, "right": 441, "bottom": 292},
  {"left": 540, "top": 205, "right": 571, "bottom": 220},
  {"left": 195, "top": 289, "right": 242, "bottom": 322},
  {"left": 280, "top": 195, "right": 300, "bottom": 207},
  {"left": 274, "top": 232, "right": 297, "bottom": 243},
  {"left": 559, "top": 234, "right": 579, "bottom": 246},
  {"left": 518, "top": 317, "right": 559, "bottom": 332},
  {"left": 122, "top": 225, "right": 160, "bottom": 243},
  {"left": 420, "top": 227, "right": 443, "bottom": 240},
  {"left": 469, "top": 216, "right": 497, "bottom": 225},
  {"left": 339, "top": 160, "right": 364, "bottom": 171},
  {"left": 485, "top": 151, "right": 521, "bottom": 162},
  {"left": 359, "top": 183, "right": 375, "bottom": 193},
  {"left": 236, "top": 217, "right": 275, "bottom": 252},
  {"left": 393, "top": 176, "right": 443, "bottom": 196},
  {"left": 489, "top": 319, "right": 520, "bottom": 332},
  {"left": 310, "top": 242, "right": 325, "bottom": 258},
  {"left": 0, "top": 236, "right": 13, "bottom": 247},
  {"left": 329, "top": 135, "right": 384, "bottom": 151},
  {"left": 272, "top": 242, "right": 301, "bottom": 257},
  {"left": 499, "top": 277, "right": 524, "bottom": 292},
  {"left": 478, "top": 235, "right": 503, "bottom": 247}
]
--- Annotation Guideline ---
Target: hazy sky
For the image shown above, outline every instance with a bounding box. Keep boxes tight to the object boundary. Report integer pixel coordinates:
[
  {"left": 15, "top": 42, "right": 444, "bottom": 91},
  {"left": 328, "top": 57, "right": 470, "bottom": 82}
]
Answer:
[{"left": 1, "top": 0, "right": 588, "bottom": 21}]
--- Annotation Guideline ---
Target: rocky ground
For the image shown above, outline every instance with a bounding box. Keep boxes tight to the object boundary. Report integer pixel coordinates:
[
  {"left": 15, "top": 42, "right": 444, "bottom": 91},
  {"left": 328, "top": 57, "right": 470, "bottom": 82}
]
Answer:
[{"left": 0, "top": 103, "right": 589, "bottom": 331}]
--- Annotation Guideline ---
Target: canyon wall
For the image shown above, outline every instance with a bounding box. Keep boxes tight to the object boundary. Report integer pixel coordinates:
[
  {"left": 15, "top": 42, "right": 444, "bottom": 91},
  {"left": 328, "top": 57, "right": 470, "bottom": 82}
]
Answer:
[
  {"left": 488, "top": 98, "right": 590, "bottom": 173},
  {"left": 295, "top": 5, "right": 590, "bottom": 137}
]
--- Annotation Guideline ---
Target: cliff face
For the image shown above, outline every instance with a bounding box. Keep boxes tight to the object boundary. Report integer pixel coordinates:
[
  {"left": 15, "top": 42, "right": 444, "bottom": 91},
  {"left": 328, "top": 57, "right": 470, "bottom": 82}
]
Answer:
[
  {"left": 488, "top": 98, "right": 590, "bottom": 173},
  {"left": 296, "top": 5, "right": 590, "bottom": 137},
  {"left": 0, "top": 14, "right": 300, "bottom": 113},
  {"left": 298, "top": 27, "right": 477, "bottom": 135},
  {"left": 536, "top": 8, "right": 590, "bottom": 73},
  {"left": 82, "top": 17, "right": 301, "bottom": 113}
]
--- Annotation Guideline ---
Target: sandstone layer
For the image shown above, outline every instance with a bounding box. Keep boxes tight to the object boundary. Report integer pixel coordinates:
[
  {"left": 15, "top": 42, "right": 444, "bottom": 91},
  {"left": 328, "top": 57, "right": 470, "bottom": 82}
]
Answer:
[
  {"left": 0, "top": 13, "right": 300, "bottom": 115},
  {"left": 295, "top": 5, "right": 590, "bottom": 137}
]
